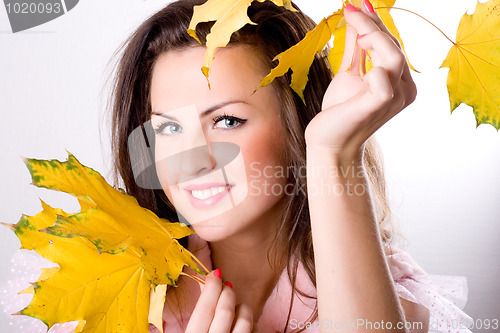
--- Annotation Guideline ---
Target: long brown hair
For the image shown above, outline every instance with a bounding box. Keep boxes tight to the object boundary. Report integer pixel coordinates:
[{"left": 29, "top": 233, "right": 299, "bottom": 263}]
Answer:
[{"left": 109, "top": 0, "right": 395, "bottom": 331}]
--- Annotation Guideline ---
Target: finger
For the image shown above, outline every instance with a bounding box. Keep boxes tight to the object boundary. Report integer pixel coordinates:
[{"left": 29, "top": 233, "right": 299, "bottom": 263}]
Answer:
[
  {"left": 361, "top": 7, "right": 414, "bottom": 88},
  {"left": 338, "top": 23, "right": 361, "bottom": 74},
  {"left": 397, "top": 43, "right": 414, "bottom": 90},
  {"left": 360, "top": 1, "right": 388, "bottom": 35},
  {"left": 323, "top": 67, "right": 395, "bottom": 143},
  {"left": 186, "top": 270, "right": 223, "bottom": 333},
  {"left": 232, "top": 303, "right": 254, "bottom": 333},
  {"left": 209, "top": 286, "right": 236, "bottom": 333},
  {"left": 362, "top": 68, "right": 416, "bottom": 118},
  {"left": 359, "top": 0, "right": 415, "bottom": 84},
  {"left": 360, "top": 66, "right": 394, "bottom": 118},
  {"left": 343, "top": 7, "right": 404, "bottom": 81},
  {"left": 356, "top": 31, "right": 405, "bottom": 87},
  {"left": 362, "top": 66, "right": 408, "bottom": 126},
  {"left": 343, "top": 6, "right": 381, "bottom": 38},
  {"left": 360, "top": 0, "right": 401, "bottom": 48},
  {"left": 400, "top": 65, "right": 417, "bottom": 107}
]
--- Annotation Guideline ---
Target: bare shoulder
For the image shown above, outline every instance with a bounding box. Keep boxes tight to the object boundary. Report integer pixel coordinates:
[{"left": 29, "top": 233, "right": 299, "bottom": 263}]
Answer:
[{"left": 400, "top": 297, "right": 430, "bottom": 333}]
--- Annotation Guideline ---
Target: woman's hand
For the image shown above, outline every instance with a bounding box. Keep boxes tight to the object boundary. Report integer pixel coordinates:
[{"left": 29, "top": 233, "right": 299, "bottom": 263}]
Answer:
[
  {"left": 305, "top": 1, "right": 417, "bottom": 160},
  {"left": 185, "top": 269, "right": 254, "bottom": 333}
]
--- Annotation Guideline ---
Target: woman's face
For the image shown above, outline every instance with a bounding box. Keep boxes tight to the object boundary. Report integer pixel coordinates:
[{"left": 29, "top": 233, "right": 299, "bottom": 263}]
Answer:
[{"left": 149, "top": 45, "right": 287, "bottom": 241}]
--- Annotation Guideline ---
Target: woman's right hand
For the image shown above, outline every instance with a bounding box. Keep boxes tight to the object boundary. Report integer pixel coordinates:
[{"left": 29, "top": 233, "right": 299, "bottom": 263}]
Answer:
[{"left": 185, "top": 269, "right": 254, "bottom": 333}]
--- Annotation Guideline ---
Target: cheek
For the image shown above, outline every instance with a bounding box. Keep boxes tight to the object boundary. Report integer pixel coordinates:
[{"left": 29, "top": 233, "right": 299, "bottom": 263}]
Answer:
[
  {"left": 154, "top": 146, "right": 179, "bottom": 207},
  {"left": 156, "top": 170, "right": 176, "bottom": 209},
  {"left": 162, "top": 182, "right": 174, "bottom": 202},
  {"left": 242, "top": 126, "right": 288, "bottom": 197}
]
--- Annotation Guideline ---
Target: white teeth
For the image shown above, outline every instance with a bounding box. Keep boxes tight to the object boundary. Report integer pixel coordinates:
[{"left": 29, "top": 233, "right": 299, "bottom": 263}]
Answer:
[{"left": 191, "top": 186, "right": 228, "bottom": 200}]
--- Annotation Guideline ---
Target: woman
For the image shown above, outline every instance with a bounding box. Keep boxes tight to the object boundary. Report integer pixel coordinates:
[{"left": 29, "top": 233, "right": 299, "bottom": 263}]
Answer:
[{"left": 110, "top": 0, "right": 469, "bottom": 332}]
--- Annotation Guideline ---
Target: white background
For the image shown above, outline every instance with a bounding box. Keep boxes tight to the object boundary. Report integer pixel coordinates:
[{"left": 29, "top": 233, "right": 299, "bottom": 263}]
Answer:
[{"left": 0, "top": 0, "right": 499, "bottom": 332}]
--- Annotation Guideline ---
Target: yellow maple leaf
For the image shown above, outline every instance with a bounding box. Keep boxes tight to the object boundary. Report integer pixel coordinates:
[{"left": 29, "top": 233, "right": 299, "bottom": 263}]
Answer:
[
  {"left": 188, "top": 0, "right": 295, "bottom": 85},
  {"left": 25, "top": 155, "right": 199, "bottom": 283},
  {"left": 258, "top": 11, "right": 343, "bottom": 102},
  {"left": 6, "top": 201, "right": 150, "bottom": 332},
  {"left": 3, "top": 154, "right": 207, "bottom": 332},
  {"left": 440, "top": 0, "right": 500, "bottom": 129}
]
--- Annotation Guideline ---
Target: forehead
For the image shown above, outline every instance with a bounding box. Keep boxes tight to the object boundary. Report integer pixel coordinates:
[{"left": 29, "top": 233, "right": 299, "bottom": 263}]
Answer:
[{"left": 150, "top": 45, "right": 269, "bottom": 113}]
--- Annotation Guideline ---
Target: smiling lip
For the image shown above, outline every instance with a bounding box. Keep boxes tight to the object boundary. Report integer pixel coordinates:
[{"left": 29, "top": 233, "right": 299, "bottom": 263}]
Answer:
[{"left": 184, "top": 183, "right": 232, "bottom": 209}]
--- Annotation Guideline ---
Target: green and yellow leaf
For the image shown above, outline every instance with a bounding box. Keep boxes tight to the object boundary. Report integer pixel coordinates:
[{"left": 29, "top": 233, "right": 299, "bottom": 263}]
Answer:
[
  {"left": 25, "top": 155, "right": 194, "bottom": 258},
  {"left": 8, "top": 202, "right": 149, "bottom": 332},
  {"left": 3, "top": 154, "right": 206, "bottom": 332},
  {"left": 440, "top": 0, "right": 500, "bottom": 129}
]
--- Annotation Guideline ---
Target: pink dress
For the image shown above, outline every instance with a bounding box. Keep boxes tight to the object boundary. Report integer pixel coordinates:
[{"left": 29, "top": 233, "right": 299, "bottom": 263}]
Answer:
[
  {"left": 156, "top": 235, "right": 473, "bottom": 333},
  {"left": 1, "top": 234, "right": 473, "bottom": 333}
]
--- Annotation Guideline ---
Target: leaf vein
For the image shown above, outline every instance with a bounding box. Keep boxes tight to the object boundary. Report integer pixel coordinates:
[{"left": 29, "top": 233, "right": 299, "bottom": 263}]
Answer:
[{"left": 457, "top": 47, "right": 500, "bottom": 114}]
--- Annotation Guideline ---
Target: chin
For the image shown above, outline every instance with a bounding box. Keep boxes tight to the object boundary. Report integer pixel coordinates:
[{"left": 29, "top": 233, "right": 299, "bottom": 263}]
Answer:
[
  {"left": 189, "top": 217, "right": 235, "bottom": 242},
  {"left": 177, "top": 195, "right": 283, "bottom": 242}
]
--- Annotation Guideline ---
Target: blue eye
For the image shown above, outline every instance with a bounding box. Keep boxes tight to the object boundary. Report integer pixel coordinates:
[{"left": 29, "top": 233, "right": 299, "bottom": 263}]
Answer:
[
  {"left": 154, "top": 121, "right": 183, "bottom": 135},
  {"left": 213, "top": 115, "right": 247, "bottom": 129}
]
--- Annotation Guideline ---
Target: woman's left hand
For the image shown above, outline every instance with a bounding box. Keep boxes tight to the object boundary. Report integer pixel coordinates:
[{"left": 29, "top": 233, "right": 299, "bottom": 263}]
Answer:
[{"left": 305, "top": 1, "right": 417, "bottom": 160}]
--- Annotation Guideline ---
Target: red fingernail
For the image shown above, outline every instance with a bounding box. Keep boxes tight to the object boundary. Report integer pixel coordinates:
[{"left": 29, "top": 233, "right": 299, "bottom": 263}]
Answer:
[
  {"left": 224, "top": 281, "right": 233, "bottom": 288},
  {"left": 345, "top": 4, "right": 358, "bottom": 13},
  {"left": 213, "top": 269, "right": 222, "bottom": 279},
  {"left": 363, "top": 0, "right": 375, "bottom": 13}
]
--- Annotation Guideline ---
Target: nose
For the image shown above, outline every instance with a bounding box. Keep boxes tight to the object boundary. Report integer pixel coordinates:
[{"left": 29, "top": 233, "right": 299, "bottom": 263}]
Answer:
[
  {"left": 177, "top": 144, "right": 215, "bottom": 181},
  {"left": 155, "top": 118, "right": 214, "bottom": 185},
  {"left": 174, "top": 125, "right": 215, "bottom": 182},
  {"left": 161, "top": 142, "right": 241, "bottom": 185}
]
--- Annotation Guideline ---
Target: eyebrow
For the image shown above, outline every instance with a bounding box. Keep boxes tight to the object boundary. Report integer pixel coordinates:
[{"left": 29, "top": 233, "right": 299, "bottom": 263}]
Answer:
[
  {"left": 199, "top": 100, "right": 247, "bottom": 118},
  {"left": 150, "top": 112, "right": 179, "bottom": 121},
  {"left": 151, "top": 100, "right": 247, "bottom": 120}
]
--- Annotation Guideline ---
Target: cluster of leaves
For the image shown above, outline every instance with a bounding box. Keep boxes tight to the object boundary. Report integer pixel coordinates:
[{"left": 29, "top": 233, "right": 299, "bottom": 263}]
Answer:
[
  {"left": 189, "top": 0, "right": 500, "bottom": 129},
  {"left": 3, "top": 154, "right": 205, "bottom": 332}
]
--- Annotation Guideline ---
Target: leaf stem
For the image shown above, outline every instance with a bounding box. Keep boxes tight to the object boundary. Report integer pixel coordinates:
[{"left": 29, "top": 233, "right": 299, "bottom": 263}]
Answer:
[
  {"left": 326, "top": 12, "right": 342, "bottom": 21},
  {"left": 376, "top": 6, "right": 456, "bottom": 46},
  {"left": 184, "top": 248, "right": 210, "bottom": 275},
  {"left": 181, "top": 272, "right": 205, "bottom": 285}
]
